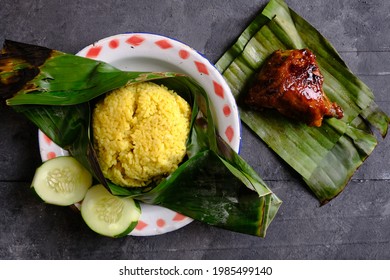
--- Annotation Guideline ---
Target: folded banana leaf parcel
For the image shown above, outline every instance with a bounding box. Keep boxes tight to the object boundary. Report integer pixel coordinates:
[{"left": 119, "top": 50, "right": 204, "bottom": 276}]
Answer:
[
  {"left": 216, "top": 0, "right": 389, "bottom": 204},
  {"left": 0, "top": 39, "right": 281, "bottom": 237}
]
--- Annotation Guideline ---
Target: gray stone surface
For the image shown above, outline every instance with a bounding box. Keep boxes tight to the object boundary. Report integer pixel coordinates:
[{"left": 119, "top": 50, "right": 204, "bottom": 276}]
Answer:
[{"left": 0, "top": 0, "right": 389, "bottom": 259}]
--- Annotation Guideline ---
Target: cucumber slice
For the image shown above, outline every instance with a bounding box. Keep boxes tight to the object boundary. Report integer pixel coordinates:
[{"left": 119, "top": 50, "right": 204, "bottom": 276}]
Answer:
[
  {"left": 81, "top": 184, "right": 141, "bottom": 237},
  {"left": 31, "top": 156, "right": 92, "bottom": 206}
]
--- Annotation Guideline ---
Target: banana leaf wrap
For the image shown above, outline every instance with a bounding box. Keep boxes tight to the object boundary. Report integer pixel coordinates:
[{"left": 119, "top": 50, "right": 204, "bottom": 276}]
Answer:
[
  {"left": 216, "top": 0, "right": 389, "bottom": 204},
  {"left": 0, "top": 40, "right": 281, "bottom": 237}
]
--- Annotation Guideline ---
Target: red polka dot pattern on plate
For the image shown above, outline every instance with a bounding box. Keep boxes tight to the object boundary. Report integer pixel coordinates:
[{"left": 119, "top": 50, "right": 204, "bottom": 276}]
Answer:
[
  {"left": 86, "top": 46, "right": 102, "bottom": 58},
  {"left": 38, "top": 130, "right": 70, "bottom": 162},
  {"left": 179, "top": 49, "right": 190, "bottom": 59},
  {"left": 129, "top": 204, "right": 191, "bottom": 235},
  {"left": 43, "top": 134, "right": 52, "bottom": 145},
  {"left": 225, "top": 126, "right": 234, "bottom": 143},
  {"left": 156, "top": 219, "right": 166, "bottom": 227},
  {"left": 173, "top": 213, "right": 187, "bottom": 221},
  {"left": 213, "top": 80, "right": 224, "bottom": 99},
  {"left": 223, "top": 104, "right": 231, "bottom": 117},
  {"left": 109, "top": 39, "right": 119, "bottom": 49},
  {"left": 126, "top": 35, "right": 145, "bottom": 47},
  {"left": 155, "top": 39, "right": 173, "bottom": 49},
  {"left": 47, "top": 151, "right": 57, "bottom": 160},
  {"left": 135, "top": 220, "right": 148, "bottom": 231},
  {"left": 194, "top": 61, "right": 209, "bottom": 75}
]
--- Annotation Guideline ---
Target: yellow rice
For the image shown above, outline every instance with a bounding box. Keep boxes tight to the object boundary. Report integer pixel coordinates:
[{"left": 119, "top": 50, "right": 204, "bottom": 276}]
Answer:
[{"left": 92, "top": 82, "right": 191, "bottom": 187}]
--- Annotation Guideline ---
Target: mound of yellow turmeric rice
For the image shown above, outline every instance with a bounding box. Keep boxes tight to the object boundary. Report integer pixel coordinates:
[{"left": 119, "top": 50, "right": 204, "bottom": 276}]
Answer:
[{"left": 92, "top": 82, "right": 191, "bottom": 187}]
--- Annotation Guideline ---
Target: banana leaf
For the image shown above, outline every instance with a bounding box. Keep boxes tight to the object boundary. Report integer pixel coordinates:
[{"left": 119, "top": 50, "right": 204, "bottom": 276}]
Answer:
[
  {"left": 0, "top": 40, "right": 281, "bottom": 237},
  {"left": 216, "top": 0, "right": 389, "bottom": 204}
]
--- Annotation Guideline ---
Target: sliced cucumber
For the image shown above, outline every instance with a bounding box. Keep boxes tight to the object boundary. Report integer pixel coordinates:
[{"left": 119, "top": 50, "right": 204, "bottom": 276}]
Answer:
[
  {"left": 31, "top": 156, "right": 92, "bottom": 206},
  {"left": 81, "top": 184, "right": 141, "bottom": 237}
]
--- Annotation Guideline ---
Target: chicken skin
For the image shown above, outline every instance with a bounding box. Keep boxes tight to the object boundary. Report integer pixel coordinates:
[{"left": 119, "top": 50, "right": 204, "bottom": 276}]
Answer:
[{"left": 244, "top": 49, "right": 343, "bottom": 127}]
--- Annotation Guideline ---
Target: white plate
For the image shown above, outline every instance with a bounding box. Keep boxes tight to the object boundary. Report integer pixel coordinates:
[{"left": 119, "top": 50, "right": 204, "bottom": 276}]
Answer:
[{"left": 38, "top": 33, "right": 241, "bottom": 236}]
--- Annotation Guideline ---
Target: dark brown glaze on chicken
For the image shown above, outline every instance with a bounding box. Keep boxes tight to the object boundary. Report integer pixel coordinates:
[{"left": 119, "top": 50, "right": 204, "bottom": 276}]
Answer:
[{"left": 244, "top": 49, "right": 343, "bottom": 127}]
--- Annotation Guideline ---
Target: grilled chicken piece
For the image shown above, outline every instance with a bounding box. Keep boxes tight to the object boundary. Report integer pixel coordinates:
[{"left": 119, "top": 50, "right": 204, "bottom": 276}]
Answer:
[{"left": 244, "top": 49, "right": 343, "bottom": 127}]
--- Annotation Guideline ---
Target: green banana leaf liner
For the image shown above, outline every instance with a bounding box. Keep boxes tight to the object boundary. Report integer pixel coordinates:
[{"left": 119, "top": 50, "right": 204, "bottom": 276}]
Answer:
[
  {"left": 0, "top": 40, "right": 281, "bottom": 237},
  {"left": 216, "top": 0, "right": 389, "bottom": 204}
]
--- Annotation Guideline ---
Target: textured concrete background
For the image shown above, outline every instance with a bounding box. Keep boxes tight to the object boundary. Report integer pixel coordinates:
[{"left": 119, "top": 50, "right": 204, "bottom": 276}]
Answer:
[{"left": 0, "top": 0, "right": 389, "bottom": 259}]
